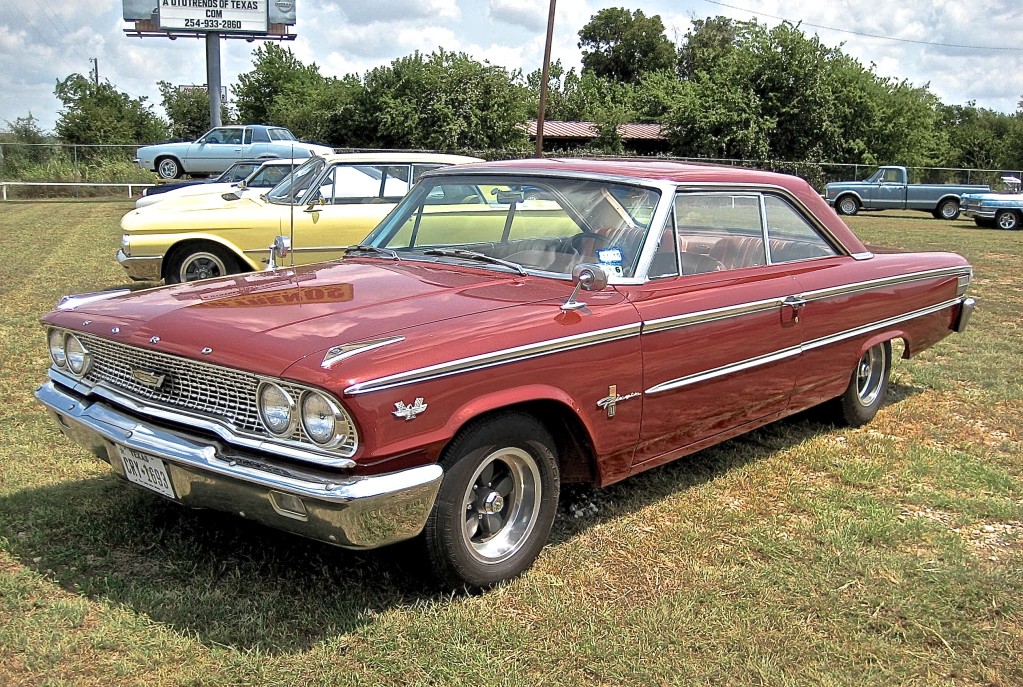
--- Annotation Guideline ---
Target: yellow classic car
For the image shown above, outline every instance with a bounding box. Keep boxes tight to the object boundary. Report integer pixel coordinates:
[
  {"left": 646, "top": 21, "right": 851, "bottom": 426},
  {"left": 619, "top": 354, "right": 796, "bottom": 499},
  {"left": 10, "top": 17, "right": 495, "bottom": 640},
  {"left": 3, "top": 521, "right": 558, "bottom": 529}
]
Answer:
[{"left": 118, "top": 152, "right": 482, "bottom": 283}]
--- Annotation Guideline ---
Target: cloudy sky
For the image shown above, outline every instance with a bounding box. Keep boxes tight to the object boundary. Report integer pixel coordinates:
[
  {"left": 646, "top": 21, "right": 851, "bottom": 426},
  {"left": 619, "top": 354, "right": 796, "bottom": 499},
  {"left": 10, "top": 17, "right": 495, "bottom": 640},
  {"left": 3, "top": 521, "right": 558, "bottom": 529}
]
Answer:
[{"left": 2, "top": 0, "right": 1022, "bottom": 135}]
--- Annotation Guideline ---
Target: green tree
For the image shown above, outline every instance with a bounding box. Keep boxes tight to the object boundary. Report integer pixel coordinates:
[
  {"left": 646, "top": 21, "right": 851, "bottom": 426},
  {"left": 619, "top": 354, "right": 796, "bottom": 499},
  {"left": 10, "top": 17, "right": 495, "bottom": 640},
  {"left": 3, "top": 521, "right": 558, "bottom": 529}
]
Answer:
[
  {"left": 0, "top": 114, "right": 54, "bottom": 175},
  {"left": 158, "top": 81, "right": 233, "bottom": 140},
  {"left": 233, "top": 43, "right": 321, "bottom": 126},
  {"left": 361, "top": 50, "right": 530, "bottom": 149},
  {"left": 578, "top": 8, "right": 676, "bottom": 83},
  {"left": 270, "top": 74, "right": 368, "bottom": 146},
  {"left": 54, "top": 73, "right": 167, "bottom": 147}
]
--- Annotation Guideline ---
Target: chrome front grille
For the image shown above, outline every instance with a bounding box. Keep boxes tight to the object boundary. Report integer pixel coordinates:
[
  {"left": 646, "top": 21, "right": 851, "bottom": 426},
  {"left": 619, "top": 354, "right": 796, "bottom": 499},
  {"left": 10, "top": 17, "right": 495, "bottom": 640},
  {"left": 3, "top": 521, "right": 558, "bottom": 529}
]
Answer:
[{"left": 74, "top": 332, "right": 357, "bottom": 456}]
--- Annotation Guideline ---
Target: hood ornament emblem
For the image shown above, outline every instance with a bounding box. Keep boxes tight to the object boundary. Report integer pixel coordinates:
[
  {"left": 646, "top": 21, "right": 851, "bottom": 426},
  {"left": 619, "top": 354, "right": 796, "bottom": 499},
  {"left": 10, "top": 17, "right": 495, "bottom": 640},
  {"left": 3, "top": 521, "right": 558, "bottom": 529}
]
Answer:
[
  {"left": 596, "top": 385, "right": 640, "bottom": 418},
  {"left": 149, "top": 336, "right": 161, "bottom": 344},
  {"left": 131, "top": 369, "right": 167, "bottom": 389},
  {"left": 393, "top": 397, "right": 428, "bottom": 421}
]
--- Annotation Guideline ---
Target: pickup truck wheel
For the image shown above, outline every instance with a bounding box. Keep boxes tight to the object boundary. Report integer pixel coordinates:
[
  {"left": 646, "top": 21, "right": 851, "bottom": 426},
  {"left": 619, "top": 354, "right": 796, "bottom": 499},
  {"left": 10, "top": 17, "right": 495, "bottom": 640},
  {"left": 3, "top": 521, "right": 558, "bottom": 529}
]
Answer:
[
  {"left": 836, "top": 196, "right": 860, "bottom": 216},
  {"left": 996, "top": 210, "right": 1021, "bottom": 230},
  {"left": 936, "top": 198, "right": 961, "bottom": 220},
  {"left": 825, "top": 341, "right": 892, "bottom": 427},
  {"left": 423, "top": 413, "right": 559, "bottom": 590},
  {"left": 165, "top": 243, "right": 239, "bottom": 283},
  {"left": 156, "top": 157, "right": 183, "bottom": 180}
]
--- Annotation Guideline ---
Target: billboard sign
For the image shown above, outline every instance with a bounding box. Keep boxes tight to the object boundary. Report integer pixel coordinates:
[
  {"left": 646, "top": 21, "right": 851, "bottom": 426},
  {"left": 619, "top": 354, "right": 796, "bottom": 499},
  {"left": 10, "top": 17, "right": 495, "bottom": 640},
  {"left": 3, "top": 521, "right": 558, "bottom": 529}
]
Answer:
[
  {"left": 122, "top": 0, "right": 295, "bottom": 28},
  {"left": 159, "top": 0, "right": 268, "bottom": 34}
]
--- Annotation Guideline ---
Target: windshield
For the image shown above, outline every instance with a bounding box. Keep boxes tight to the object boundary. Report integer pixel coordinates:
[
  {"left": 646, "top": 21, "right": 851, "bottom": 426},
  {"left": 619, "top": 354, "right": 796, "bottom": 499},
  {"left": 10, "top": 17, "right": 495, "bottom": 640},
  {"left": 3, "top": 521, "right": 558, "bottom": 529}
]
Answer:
[
  {"left": 362, "top": 174, "right": 661, "bottom": 278},
  {"left": 217, "top": 161, "right": 260, "bottom": 183},
  {"left": 266, "top": 157, "right": 327, "bottom": 204}
]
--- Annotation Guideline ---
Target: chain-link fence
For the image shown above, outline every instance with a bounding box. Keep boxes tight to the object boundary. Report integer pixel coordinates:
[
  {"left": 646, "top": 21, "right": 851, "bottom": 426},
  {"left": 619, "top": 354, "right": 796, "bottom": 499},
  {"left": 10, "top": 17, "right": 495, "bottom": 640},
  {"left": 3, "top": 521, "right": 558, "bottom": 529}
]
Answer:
[{"left": 2, "top": 141, "right": 1020, "bottom": 199}]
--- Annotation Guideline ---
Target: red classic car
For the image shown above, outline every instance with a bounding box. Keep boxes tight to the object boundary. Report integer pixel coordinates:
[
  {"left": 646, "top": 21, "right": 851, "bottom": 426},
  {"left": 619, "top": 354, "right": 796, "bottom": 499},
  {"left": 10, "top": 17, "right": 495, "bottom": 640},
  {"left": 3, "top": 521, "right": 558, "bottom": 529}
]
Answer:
[{"left": 36, "top": 159, "right": 975, "bottom": 589}]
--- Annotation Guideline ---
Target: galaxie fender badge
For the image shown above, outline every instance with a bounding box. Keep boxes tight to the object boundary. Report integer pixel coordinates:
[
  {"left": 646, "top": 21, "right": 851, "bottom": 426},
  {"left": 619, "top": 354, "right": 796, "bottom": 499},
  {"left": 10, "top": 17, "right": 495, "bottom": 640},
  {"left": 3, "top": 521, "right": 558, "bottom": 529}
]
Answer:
[
  {"left": 596, "top": 385, "right": 640, "bottom": 418},
  {"left": 131, "top": 369, "right": 167, "bottom": 389},
  {"left": 393, "top": 397, "right": 428, "bottom": 421}
]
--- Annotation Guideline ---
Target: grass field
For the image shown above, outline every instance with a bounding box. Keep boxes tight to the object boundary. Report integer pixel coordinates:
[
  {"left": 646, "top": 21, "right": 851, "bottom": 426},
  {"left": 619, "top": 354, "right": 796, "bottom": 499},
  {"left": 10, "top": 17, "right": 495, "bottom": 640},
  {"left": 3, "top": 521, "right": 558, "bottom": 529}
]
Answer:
[{"left": 0, "top": 201, "right": 1020, "bottom": 686}]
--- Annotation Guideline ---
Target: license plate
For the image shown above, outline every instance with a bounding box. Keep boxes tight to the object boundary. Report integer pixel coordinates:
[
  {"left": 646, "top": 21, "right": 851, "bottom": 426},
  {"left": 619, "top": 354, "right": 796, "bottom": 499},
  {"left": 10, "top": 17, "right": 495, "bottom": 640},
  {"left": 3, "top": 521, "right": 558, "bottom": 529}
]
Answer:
[{"left": 118, "top": 445, "right": 176, "bottom": 499}]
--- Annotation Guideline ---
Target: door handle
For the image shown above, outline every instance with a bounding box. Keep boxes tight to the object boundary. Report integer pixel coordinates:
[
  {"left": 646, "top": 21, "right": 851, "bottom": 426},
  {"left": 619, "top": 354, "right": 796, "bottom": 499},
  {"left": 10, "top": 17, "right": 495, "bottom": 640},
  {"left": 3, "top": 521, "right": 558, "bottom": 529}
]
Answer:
[{"left": 782, "top": 296, "right": 807, "bottom": 323}]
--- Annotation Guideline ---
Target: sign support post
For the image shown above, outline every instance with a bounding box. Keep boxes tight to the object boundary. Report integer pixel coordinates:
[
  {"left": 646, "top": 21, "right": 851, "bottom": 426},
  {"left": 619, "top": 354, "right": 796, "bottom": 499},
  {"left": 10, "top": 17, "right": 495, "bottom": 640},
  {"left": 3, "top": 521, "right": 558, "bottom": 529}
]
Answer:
[{"left": 206, "top": 32, "right": 223, "bottom": 128}]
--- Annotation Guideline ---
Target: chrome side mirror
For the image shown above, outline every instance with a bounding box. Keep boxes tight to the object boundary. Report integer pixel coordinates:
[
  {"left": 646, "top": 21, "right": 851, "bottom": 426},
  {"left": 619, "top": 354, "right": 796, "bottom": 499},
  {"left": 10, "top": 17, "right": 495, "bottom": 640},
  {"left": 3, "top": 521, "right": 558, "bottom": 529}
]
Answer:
[
  {"left": 266, "top": 235, "right": 291, "bottom": 271},
  {"left": 561, "top": 263, "right": 610, "bottom": 311}
]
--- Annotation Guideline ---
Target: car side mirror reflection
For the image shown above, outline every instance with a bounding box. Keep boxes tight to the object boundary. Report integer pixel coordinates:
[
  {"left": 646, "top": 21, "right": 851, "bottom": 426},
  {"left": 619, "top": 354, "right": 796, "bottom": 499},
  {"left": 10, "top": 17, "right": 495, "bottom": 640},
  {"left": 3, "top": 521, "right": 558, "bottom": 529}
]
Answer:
[
  {"left": 561, "top": 263, "right": 610, "bottom": 311},
  {"left": 266, "top": 235, "right": 291, "bottom": 270}
]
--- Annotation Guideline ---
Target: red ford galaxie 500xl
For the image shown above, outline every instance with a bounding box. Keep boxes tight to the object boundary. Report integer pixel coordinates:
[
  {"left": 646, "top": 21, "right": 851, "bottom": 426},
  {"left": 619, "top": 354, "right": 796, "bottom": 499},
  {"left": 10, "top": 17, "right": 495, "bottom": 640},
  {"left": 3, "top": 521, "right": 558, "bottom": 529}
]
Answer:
[{"left": 36, "top": 159, "right": 975, "bottom": 588}]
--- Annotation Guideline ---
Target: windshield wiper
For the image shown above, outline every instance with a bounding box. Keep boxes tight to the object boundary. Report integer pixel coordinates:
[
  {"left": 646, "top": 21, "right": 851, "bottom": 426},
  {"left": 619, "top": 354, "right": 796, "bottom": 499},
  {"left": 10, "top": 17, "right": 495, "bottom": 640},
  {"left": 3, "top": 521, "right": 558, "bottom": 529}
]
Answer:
[
  {"left": 346, "top": 244, "right": 401, "bottom": 260},
  {"left": 423, "top": 248, "right": 527, "bottom": 275}
]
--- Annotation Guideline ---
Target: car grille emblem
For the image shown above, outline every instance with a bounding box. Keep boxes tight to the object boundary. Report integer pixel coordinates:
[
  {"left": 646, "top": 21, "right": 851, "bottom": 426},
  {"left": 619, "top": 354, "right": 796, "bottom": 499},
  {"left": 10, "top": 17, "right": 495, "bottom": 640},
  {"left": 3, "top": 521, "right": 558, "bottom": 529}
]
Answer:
[
  {"left": 393, "top": 397, "right": 428, "bottom": 421},
  {"left": 132, "top": 369, "right": 167, "bottom": 389}
]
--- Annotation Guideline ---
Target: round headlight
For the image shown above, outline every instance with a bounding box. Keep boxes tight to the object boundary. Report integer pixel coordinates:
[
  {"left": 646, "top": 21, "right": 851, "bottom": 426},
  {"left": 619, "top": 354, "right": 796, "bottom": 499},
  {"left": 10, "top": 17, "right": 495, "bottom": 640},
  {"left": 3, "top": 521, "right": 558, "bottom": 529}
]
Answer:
[
  {"left": 48, "top": 329, "right": 67, "bottom": 368},
  {"left": 65, "top": 333, "right": 91, "bottom": 375},
  {"left": 301, "top": 391, "right": 340, "bottom": 445},
  {"left": 258, "top": 382, "right": 295, "bottom": 435}
]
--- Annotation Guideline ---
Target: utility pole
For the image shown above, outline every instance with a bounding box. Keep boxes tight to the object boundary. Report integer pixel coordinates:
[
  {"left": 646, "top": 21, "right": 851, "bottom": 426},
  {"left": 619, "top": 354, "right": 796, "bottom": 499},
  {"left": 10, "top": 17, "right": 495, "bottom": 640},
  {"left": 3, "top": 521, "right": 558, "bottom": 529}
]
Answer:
[
  {"left": 535, "top": 0, "right": 557, "bottom": 158},
  {"left": 90, "top": 58, "right": 99, "bottom": 86}
]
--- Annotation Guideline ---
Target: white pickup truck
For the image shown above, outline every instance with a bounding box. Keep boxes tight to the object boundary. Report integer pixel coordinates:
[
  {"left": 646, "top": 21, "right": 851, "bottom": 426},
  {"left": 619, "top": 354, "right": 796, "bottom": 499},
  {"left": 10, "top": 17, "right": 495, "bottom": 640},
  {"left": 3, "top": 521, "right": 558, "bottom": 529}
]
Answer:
[{"left": 824, "top": 166, "right": 990, "bottom": 220}]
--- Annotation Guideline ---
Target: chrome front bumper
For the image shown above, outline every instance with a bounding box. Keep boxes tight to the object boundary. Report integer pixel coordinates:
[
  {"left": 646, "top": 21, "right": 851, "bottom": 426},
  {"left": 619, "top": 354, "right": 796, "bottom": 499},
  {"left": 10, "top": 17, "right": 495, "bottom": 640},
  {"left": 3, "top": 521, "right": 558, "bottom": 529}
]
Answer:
[
  {"left": 117, "top": 249, "right": 164, "bottom": 281},
  {"left": 962, "top": 207, "right": 996, "bottom": 220},
  {"left": 35, "top": 380, "right": 443, "bottom": 549}
]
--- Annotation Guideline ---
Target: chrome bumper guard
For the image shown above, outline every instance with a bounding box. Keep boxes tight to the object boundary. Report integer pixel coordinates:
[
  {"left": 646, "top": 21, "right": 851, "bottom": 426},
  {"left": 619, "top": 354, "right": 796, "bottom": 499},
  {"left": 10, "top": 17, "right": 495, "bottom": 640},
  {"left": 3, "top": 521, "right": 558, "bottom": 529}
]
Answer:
[
  {"left": 116, "top": 249, "right": 163, "bottom": 282},
  {"left": 954, "top": 297, "right": 976, "bottom": 333},
  {"left": 35, "top": 380, "right": 443, "bottom": 550}
]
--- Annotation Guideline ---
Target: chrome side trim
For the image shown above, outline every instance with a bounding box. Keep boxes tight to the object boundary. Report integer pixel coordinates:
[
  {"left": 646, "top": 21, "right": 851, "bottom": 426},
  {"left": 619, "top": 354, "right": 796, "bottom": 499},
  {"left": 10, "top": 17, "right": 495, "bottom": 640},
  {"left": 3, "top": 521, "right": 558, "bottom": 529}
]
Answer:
[
  {"left": 57, "top": 288, "right": 131, "bottom": 310},
  {"left": 49, "top": 368, "right": 357, "bottom": 469},
  {"left": 800, "top": 266, "right": 971, "bottom": 303},
  {"left": 645, "top": 296, "right": 965, "bottom": 394},
  {"left": 642, "top": 296, "right": 782, "bottom": 335},
  {"left": 345, "top": 322, "right": 642, "bottom": 395}
]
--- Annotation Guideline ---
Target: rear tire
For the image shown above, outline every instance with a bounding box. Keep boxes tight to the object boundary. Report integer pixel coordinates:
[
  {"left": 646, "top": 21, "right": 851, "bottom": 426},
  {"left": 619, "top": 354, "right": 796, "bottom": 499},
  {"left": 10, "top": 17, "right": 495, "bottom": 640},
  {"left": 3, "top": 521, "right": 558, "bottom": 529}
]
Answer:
[
  {"left": 156, "top": 157, "right": 183, "bottom": 180},
  {"left": 824, "top": 341, "right": 892, "bottom": 427},
  {"left": 165, "top": 243, "right": 239, "bottom": 283},
  {"left": 935, "top": 198, "right": 960, "bottom": 220},
  {"left": 996, "top": 210, "right": 1021, "bottom": 230},
  {"left": 836, "top": 196, "right": 860, "bottom": 216},
  {"left": 423, "top": 413, "right": 560, "bottom": 590}
]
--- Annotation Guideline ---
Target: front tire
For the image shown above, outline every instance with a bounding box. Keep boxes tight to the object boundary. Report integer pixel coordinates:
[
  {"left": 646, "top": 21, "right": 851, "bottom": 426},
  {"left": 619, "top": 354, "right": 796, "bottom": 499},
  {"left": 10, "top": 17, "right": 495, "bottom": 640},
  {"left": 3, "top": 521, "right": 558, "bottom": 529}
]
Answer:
[
  {"left": 836, "top": 196, "right": 860, "bottom": 216},
  {"left": 156, "top": 157, "right": 183, "bottom": 180},
  {"left": 165, "top": 243, "right": 239, "bottom": 283},
  {"left": 826, "top": 341, "right": 892, "bottom": 427},
  {"left": 423, "top": 413, "right": 560, "bottom": 590},
  {"left": 996, "top": 210, "right": 1021, "bottom": 230}
]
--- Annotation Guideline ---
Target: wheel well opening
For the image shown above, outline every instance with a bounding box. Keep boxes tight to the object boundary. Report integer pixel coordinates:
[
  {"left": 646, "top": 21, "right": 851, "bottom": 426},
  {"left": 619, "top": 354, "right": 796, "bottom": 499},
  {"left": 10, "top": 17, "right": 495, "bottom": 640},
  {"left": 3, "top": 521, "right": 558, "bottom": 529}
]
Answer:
[
  {"left": 455, "top": 401, "right": 597, "bottom": 485},
  {"left": 162, "top": 239, "right": 242, "bottom": 280}
]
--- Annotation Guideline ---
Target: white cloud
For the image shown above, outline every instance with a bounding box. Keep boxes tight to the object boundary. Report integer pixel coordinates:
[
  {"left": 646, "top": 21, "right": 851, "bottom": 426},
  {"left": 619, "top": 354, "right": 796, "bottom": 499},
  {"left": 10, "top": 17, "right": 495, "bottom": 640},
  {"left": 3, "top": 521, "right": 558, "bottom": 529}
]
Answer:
[{"left": 488, "top": 0, "right": 548, "bottom": 32}]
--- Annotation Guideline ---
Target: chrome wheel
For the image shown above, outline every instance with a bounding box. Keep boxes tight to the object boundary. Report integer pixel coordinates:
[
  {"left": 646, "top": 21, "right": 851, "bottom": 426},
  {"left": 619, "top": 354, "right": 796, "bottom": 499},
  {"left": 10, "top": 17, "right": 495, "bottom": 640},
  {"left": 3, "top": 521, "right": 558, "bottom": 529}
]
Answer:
[
  {"left": 179, "top": 251, "right": 228, "bottom": 282},
  {"left": 156, "top": 157, "right": 182, "bottom": 179},
  {"left": 997, "top": 211, "right": 1020, "bottom": 230},
  {"left": 461, "top": 447, "right": 541, "bottom": 564},
  {"left": 838, "top": 196, "right": 859, "bottom": 216},
  {"left": 855, "top": 345, "right": 888, "bottom": 407},
  {"left": 938, "top": 199, "right": 960, "bottom": 220}
]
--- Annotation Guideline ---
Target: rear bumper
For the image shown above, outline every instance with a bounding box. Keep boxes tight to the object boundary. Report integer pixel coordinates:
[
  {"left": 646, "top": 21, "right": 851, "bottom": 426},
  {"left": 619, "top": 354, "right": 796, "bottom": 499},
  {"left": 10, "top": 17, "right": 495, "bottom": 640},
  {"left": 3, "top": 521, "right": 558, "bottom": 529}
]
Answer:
[
  {"left": 954, "top": 297, "right": 976, "bottom": 334},
  {"left": 117, "top": 249, "right": 163, "bottom": 281},
  {"left": 35, "top": 380, "right": 443, "bottom": 550}
]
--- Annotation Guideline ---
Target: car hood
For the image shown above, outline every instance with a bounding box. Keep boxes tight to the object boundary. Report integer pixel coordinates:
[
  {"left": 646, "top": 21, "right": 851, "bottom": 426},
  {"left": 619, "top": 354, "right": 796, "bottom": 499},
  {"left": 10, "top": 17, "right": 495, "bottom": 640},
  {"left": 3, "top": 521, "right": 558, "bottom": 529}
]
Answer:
[
  {"left": 43, "top": 259, "right": 572, "bottom": 378},
  {"left": 960, "top": 191, "right": 1023, "bottom": 202},
  {"left": 122, "top": 194, "right": 273, "bottom": 229},
  {"left": 135, "top": 182, "right": 238, "bottom": 208}
]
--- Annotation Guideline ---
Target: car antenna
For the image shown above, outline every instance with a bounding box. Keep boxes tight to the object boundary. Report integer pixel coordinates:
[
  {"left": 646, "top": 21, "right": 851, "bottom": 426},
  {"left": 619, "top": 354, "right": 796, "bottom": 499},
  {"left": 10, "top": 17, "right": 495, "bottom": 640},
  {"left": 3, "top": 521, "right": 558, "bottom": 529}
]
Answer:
[{"left": 288, "top": 145, "right": 295, "bottom": 268}]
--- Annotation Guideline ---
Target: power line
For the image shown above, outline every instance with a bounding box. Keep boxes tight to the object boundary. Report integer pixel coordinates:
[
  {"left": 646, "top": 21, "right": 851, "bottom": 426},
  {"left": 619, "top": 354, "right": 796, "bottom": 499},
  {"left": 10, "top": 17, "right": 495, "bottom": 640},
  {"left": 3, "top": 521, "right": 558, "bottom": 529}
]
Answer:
[{"left": 703, "top": 0, "right": 1023, "bottom": 52}]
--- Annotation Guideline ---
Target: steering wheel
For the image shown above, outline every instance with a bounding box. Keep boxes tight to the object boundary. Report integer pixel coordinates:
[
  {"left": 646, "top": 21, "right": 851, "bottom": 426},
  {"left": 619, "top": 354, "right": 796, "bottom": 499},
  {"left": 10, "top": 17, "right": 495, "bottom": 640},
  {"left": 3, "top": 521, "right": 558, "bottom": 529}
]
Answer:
[{"left": 570, "top": 231, "right": 613, "bottom": 254}]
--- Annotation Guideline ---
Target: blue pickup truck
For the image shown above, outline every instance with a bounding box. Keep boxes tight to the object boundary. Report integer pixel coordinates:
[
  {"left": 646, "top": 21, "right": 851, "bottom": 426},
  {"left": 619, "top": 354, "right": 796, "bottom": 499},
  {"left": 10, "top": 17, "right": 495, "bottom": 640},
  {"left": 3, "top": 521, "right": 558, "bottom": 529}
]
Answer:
[{"left": 824, "top": 166, "right": 990, "bottom": 220}]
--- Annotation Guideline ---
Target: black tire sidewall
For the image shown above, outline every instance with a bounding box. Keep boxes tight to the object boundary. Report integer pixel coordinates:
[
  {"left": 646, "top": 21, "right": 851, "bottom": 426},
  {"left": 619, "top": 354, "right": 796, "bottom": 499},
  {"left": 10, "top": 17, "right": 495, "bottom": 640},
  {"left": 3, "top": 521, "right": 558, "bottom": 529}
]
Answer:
[
  {"left": 838, "top": 341, "right": 892, "bottom": 427},
  {"left": 165, "top": 243, "right": 238, "bottom": 283},
  {"left": 424, "top": 413, "right": 560, "bottom": 590}
]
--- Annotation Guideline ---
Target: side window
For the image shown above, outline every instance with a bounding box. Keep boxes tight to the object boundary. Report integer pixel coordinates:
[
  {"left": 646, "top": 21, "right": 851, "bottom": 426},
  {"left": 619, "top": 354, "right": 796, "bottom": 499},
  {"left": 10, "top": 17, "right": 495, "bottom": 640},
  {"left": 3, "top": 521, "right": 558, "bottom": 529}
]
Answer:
[
  {"left": 763, "top": 195, "right": 839, "bottom": 263},
  {"left": 243, "top": 129, "right": 253, "bottom": 145},
  {"left": 317, "top": 165, "right": 409, "bottom": 204},
  {"left": 648, "top": 213, "right": 679, "bottom": 278},
  {"left": 673, "top": 193, "right": 766, "bottom": 273},
  {"left": 412, "top": 164, "right": 444, "bottom": 183}
]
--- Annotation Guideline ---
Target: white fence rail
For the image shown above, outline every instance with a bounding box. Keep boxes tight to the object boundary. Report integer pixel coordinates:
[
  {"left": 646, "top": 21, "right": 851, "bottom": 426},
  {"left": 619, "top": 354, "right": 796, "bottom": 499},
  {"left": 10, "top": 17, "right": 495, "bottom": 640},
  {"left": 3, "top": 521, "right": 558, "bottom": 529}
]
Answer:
[{"left": 0, "top": 181, "right": 154, "bottom": 201}]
